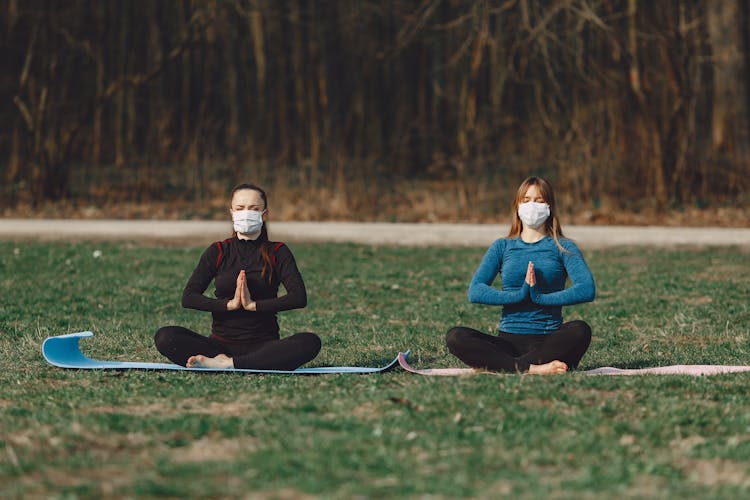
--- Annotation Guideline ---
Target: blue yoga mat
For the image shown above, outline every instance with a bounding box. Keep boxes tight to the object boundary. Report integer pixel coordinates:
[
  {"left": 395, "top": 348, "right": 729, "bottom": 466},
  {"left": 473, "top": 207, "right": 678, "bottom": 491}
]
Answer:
[{"left": 42, "top": 331, "right": 408, "bottom": 374}]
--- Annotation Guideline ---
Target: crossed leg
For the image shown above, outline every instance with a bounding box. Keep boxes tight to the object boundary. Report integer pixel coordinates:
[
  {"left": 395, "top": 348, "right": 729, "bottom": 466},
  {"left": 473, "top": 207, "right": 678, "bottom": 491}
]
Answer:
[
  {"left": 445, "top": 320, "right": 592, "bottom": 374},
  {"left": 154, "top": 326, "right": 321, "bottom": 370}
]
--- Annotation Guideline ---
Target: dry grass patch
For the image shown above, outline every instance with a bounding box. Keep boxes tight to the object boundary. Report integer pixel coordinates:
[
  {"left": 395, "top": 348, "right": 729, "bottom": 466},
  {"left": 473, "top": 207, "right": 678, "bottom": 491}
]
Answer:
[
  {"left": 6, "top": 424, "right": 158, "bottom": 460},
  {"left": 5, "top": 425, "right": 72, "bottom": 450},
  {"left": 669, "top": 435, "right": 707, "bottom": 453},
  {"left": 86, "top": 398, "right": 263, "bottom": 417},
  {"left": 350, "top": 400, "right": 384, "bottom": 421},
  {"left": 564, "top": 388, "right": 638, "bottom": 405},
  {"left": 680, "top": 458, "right": 750, "bottom": 487},
  {"left": 664, "top": 331, "right": 713, "bottom": 349},
  {"left": 519, "top": 397, "right": 579, "bottom": 416},
  {"left": 171, "top": 433, "right": 259, "bottom": 464},
  {"left": 241, "top": 488, "right": 318, "bottom": 500},
  {"left": 681, "top": 296, "right": 714, "bottom": 306},
  {"left": 47, "top": 463, "right": 138, "bottom": 494},
  {"left": 695, "top": 264, "right": 748, "bottom": 283},
  {"left": 481, "top": 481, "right": 514, "bottom": 497},
  {"left": 618, "top": 473, "right": 669, "bottom": 499},
  {"left": 6, "top": 427, "right": 157, "bottom": 497}
]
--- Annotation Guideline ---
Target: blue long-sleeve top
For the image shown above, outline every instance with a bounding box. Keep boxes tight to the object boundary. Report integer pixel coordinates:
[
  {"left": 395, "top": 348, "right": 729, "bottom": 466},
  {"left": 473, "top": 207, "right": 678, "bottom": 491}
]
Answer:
[{"left": 468, "top": 236, "right": 595, "bottom": 334}]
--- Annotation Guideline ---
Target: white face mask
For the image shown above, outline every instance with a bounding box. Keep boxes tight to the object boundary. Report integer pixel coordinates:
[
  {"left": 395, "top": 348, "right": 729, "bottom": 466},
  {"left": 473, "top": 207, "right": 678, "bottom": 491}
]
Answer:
[
  {"left": 517, "top": 201, "right": 550, "bottom": 229},
  {"left": 232, "top": 209, "right": 265, "bottom": 235}
]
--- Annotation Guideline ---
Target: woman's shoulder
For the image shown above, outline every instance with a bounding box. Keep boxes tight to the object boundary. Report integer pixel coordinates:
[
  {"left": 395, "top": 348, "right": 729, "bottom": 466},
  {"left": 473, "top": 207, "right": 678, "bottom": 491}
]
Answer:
[
  {"left": 489, "top": 237, "right": 513, "bottom": 249},
  {"left": 268, "top": 241, "right": 294, "bottom": 259},
  {"left": 557, "top": 237, "right": 583, "bottom": 254},
  {"left": 197, "top": 237, "right": 235, "bottom": 267},
  {"left": 485, "top": 237, "right": 522, "bottom": 257},
  {"left": 267, "top": 240, "right": 287, "bottom": 251},
  {"left": 204, "top": 237, "right": 235, "bottom": 253},
  {"left": 494, "top": 236, "right": 519, "bottom": 244}
]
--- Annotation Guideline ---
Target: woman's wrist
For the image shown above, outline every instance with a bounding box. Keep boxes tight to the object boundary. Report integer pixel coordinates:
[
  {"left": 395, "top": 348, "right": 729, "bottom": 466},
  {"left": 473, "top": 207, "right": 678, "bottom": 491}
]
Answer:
[{"left": 529, "top": 285, "right": 542, "bottom": 304}]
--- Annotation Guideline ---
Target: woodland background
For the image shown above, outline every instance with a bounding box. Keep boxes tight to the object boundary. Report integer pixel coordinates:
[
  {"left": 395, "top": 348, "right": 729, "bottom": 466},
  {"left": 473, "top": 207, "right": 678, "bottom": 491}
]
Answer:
[{"left": 2, "top": 0, "right": 749, "bottom": 223}]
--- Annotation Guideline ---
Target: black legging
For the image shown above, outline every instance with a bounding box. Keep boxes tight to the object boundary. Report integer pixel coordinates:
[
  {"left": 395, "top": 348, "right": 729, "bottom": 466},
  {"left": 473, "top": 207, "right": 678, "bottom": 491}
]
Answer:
[
  {"left": 445, "top": 320, "right": 592, "bottom": 373},
  {"left": 154, "top": 326, "right": 321, "bottom": 370}
]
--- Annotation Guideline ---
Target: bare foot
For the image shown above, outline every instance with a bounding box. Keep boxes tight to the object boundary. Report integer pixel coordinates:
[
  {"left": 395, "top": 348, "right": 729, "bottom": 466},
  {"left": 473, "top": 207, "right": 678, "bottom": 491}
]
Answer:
[
  {"left": 528, "top": 360, "right": 568, "bottom": 375},
  {"left": 186, "top": 353, "right": 233, "bottom": 369}
]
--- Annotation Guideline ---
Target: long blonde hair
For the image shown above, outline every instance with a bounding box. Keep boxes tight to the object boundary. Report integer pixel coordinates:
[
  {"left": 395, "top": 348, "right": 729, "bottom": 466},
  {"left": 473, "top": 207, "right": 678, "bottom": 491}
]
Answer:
[{"left": 508, "top": 176, "right": 566, "bottom": 251}]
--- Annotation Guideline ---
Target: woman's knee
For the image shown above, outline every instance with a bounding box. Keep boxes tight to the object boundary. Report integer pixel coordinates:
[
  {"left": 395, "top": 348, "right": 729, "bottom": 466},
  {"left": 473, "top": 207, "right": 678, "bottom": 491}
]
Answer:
[
  {"left": 565, "top": 320, "right": 592, "bottom": 343},
  {"left": 294, "top": 332, "right": 322, "bottom": 356},
  {"left": 154, "top": 326, "right": 174, "bottom": 349},
  {"left": 154, "top": 325, "right": 191, "bottom": 352},
  {"left": 445, "top": 327, "right": 469, "bottom": 351}
]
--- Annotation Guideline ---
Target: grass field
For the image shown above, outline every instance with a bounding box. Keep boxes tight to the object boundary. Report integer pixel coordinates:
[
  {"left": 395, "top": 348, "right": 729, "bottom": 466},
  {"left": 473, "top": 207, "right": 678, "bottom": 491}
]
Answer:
[{"left": 1, "top": 240, "right": 749, "bottom": 498}]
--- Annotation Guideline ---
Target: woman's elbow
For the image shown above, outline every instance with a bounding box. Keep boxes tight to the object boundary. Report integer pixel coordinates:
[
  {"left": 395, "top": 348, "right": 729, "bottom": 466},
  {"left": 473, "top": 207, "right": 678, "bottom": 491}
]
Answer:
[
  {"left": 294, "top": 290, "right": 308, "bottom": 309},
  {"left": 467, "top": 286, "right": 480, "bottom": 303}
]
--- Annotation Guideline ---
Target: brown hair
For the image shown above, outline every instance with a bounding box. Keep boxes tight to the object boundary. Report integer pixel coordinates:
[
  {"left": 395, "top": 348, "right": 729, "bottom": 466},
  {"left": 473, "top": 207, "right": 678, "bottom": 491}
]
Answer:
[
  {"left": 231, "top": 183, "right": 275, "bottom": 282},
  {"left": 507, "top": 176, "right": 566, "bottom": 251}
]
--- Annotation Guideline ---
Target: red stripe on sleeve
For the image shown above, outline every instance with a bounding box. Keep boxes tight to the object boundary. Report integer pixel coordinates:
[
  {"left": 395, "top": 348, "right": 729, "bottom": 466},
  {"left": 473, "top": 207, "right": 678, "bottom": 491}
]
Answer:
[
  {"left": 272, "top": 242, "right": 284, "bottom": 266},
  {"left": 215, "top": 242, "right": 223, "bottom": 269}
]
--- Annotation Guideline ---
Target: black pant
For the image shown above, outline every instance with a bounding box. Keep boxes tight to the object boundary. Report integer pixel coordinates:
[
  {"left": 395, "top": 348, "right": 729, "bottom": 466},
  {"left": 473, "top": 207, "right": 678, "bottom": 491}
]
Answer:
[
  {"left": 154, "top": 326, "right": 321, "bottom": 370},
  {"left": 445, "top": 320, "right": 592, "bottom": 373}
]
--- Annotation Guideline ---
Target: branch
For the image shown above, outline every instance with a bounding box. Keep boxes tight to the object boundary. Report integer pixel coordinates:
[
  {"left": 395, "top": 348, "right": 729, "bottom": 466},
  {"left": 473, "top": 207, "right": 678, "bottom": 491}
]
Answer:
[
  {"left": 13, "top": 95, "right": 34, "bottom": 130},
  {"left": 519, "top": 0, "right": 570, "bottom": 46},
  {"left": 19, "top": 24, "right": 38, "bottom": 87},
  {"left": 55, "top": 27, "right": 96, "bottom": 61},
  {"left": 377, "top": 0, "right": 440, "bottom": 59},
  {"left": 100, "top": 8, "right": 213, "bottom": 101}
]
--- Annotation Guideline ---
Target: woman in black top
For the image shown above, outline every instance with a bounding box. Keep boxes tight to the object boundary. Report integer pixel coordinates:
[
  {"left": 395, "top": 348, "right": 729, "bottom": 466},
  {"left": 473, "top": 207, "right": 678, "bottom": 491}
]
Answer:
[{"left": 154, "top": 183, "right": 321, "bottom": 370}]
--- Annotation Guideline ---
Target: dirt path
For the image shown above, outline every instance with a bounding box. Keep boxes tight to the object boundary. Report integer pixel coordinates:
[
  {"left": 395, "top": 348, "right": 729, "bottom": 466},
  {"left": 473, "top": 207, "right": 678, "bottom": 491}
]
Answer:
[{"left": 2, "top": 219, "right": 749, "bottom": 248}]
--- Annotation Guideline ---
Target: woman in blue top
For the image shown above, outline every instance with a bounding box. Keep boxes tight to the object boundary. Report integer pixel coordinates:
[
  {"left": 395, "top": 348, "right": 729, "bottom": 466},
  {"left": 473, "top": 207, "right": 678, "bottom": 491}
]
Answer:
[{"left": 446, "top": 176, "right": 596, "bottom": 374}]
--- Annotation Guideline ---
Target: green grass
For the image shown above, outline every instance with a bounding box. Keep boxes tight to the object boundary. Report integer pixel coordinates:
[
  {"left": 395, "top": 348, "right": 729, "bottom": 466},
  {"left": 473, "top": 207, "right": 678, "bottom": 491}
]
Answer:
[{"left": 1, "top": 241, "right": 749, "bottom": 498}]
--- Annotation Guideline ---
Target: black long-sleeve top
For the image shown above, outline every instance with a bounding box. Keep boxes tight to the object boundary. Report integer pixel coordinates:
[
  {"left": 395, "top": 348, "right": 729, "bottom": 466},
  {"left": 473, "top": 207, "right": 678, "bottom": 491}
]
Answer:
[{"left": 181, "top": 237, "right": 307, "bottom": 343}]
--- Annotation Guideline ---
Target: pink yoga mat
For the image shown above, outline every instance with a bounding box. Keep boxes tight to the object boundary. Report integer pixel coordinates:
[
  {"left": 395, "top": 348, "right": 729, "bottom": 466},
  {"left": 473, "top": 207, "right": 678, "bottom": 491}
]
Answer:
[{"left": 397, "top": 353, "right": 750, "bottom": 377}]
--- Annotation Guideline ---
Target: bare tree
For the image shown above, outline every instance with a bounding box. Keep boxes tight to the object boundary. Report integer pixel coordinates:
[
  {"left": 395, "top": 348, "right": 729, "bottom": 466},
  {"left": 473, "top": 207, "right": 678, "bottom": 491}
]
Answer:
[{"left": 1, "top": 0, "right": 748, "bottom": 212}]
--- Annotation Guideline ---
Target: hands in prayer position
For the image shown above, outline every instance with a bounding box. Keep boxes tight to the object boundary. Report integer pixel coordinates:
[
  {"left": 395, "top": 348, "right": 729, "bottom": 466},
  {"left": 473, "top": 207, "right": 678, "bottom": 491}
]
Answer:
[
  {"left": 189, "top": 271, "right": 257, "bottom": 369},
  {"left": 525, "top": 261, "right": 536, "bottom": 287},
  {"left": 226, "top": 270, "right": 257, "bottom": 311}
]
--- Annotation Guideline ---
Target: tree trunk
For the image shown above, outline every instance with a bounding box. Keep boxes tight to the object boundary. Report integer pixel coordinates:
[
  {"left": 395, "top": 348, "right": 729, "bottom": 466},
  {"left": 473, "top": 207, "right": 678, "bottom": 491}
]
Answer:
[
  {"left": 225, "top": 28, "right": 239, "bottom": 154},
  {"left": 706, "top": 0, "right": 750, "bottom": 160},
  {"left": 91, "top": 0, "right": 104, "bottom": 165},
  {"left": 627, "top": 0, "right": 668, "bottom": 208},
  {"left": 5, "top": 122, "right": 21, "bottom": 186},
  {"left": 113, "top": 1, "right": 128, "bottom": 167}
]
